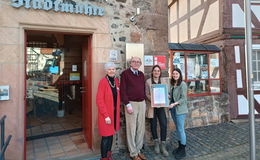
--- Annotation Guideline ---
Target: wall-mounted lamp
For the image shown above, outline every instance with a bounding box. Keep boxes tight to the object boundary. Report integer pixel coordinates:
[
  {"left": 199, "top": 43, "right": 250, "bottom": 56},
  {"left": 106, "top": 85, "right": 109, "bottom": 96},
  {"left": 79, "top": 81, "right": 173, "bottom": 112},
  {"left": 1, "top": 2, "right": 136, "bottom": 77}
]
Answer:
[{"left": 130, "top": 8, "right": 141, "bottom": 22}]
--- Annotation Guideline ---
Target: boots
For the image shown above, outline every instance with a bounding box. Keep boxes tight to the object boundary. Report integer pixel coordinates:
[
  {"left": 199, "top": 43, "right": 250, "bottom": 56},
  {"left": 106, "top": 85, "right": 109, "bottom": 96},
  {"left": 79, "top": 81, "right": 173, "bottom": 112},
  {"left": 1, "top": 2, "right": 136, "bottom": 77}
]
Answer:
[
  {"left": 154, "top": 139, "right": 160, "bottom": 154},
  {"left": 175, "top": 144, "right": 186, "bottom": 159},
  {"left": 107, "top": 151, "right": 112, "bottom": 160},
  {"left": 172, "top": 141, "right": 181, "bottom": 155},
  {"left": 100, "top": 158, "right": 109, "bottom": 160},
  {"left": 160, "top": 141, "right": 169, "bottom": 157}
]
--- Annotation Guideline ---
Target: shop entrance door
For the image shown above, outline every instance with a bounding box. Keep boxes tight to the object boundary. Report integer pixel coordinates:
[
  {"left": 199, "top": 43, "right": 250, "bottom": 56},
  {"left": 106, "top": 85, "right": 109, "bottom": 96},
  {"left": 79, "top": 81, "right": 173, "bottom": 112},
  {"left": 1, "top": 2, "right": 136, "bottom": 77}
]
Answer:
[
  {"left": 25, "top": 31, "right": 92, "bottom": 160},
  {"left": 81, "top": 36, "right": 93, "bottom": 148}
]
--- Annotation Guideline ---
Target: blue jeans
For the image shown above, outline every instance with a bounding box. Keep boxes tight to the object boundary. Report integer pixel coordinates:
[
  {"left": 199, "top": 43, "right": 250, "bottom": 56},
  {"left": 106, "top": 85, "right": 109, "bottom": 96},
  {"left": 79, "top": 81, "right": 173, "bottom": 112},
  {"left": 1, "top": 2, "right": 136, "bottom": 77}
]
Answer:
[{"left": 170, "top": 108, "right": 187, "bottom": 145}]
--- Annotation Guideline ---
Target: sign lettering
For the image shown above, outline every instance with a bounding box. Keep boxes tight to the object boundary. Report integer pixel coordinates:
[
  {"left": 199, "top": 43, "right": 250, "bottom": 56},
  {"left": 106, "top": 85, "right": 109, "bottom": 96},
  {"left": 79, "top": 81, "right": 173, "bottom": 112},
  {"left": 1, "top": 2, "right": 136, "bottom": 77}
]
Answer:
[{"left": 11, "top": 0, "right": 105, "bottom": 16}]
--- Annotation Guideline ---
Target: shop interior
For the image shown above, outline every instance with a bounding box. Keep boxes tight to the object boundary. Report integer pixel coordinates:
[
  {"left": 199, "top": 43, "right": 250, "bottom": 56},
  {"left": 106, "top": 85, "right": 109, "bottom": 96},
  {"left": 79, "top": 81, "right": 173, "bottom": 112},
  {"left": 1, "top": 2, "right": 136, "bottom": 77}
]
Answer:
[{"left": 25, "top": 32, "right": 89, "bottom": 159}]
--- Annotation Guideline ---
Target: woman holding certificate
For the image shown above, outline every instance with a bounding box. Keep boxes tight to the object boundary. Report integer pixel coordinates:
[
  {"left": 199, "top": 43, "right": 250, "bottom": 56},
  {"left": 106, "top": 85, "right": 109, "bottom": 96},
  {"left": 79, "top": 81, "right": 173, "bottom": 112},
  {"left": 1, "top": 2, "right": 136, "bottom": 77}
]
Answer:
[
  {"left": 96, "top": 62, "right": 120, "bottom": 160},
  {"left": 169, "top": 68, "right": 188, "bottom": 160},
  {"left": 145, "top": 65, "right": 169, "bottom": 157}
]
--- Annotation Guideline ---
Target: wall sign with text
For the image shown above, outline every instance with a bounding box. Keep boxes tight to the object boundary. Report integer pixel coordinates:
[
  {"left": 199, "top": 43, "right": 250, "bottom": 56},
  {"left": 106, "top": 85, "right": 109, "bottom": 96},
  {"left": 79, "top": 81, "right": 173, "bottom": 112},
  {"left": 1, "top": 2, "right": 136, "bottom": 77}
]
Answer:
[{"left": 11, "top": 0, "right": 105, "bottom": 16}]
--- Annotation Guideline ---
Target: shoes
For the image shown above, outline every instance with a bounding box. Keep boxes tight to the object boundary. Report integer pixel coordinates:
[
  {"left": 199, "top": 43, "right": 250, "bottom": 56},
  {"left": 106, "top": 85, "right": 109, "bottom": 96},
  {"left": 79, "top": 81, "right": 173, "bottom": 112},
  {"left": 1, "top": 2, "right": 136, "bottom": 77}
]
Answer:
[
  {"left": 107, "top": 151, "right": 112, "bottom": 160},
  {"left": 172, "top": 141, "right": 181, "bottom": 155},
  {"left": 154, "top": 139, "right": 160, "bottom": 154},
  {"left": 138, "top": 153, "right": 147, "bottom": 160},
  {"left": 175, "top": 144, "right": 186, "bottom": 159},
  {"left": 131, "top": 155, "right": 141, "bottom": 160},
  {"left": 160, "top": 141, "right": 169, "bottom": 157}
]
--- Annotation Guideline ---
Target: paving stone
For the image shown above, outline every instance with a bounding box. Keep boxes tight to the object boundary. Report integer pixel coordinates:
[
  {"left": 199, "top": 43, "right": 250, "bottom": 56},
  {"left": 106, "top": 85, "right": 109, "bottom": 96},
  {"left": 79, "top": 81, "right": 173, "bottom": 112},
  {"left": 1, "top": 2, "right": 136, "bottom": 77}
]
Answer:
[{"left": 108, "top": 122, "right": 260, "bottom": 160}]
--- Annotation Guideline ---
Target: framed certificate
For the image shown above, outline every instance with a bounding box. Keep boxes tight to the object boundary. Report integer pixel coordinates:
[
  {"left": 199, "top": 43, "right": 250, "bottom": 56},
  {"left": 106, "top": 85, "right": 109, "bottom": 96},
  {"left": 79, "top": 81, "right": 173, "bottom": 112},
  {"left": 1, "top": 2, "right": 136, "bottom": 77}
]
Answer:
[{"left": 151, "top": 84, "right": 169, "bottom": 107}]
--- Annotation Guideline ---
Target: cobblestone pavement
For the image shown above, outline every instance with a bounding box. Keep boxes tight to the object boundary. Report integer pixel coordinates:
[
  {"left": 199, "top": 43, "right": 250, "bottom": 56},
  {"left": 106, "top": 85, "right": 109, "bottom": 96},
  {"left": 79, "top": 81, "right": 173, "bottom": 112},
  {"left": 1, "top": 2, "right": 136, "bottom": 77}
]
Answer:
[{"left": 72, "top": 121, "right": 260, "bottom": 160}]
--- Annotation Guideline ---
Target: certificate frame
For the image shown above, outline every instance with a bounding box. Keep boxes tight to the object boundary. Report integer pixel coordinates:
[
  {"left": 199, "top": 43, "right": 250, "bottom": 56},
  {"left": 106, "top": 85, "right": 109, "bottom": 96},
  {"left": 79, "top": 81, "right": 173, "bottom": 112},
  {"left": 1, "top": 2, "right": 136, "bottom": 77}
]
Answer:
[{"left": 151, "top": 84, "right": 169, "bottom": 107}]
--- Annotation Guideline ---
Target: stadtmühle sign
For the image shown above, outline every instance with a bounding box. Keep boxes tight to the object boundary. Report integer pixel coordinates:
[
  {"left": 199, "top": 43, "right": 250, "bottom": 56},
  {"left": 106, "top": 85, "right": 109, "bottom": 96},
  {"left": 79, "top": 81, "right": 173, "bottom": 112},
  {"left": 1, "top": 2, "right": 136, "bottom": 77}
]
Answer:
[{"left": 11, "top": 0, "right": 105, "bottom": 16}]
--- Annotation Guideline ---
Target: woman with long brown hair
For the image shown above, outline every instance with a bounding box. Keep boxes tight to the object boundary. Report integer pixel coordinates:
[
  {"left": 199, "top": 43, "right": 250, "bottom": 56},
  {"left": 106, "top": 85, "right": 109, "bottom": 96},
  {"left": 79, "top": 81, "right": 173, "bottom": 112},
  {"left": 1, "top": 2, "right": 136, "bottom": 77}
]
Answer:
[
  {"left": 169, "top": 68, "right": 188, "bottom": 160},
  {"left": 145, "top": 65, "right": 169, "bottom": 157}
]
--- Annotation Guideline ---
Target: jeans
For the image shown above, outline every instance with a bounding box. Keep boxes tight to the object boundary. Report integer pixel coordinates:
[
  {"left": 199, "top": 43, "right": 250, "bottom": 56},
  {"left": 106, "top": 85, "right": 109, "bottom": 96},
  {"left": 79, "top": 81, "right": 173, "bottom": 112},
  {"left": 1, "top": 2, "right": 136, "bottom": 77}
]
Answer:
[
  {"left": 101, "top": 135, "right": 113, "bottom": 158},
  {"left": 150, "top": 107, "right": 167, "bottom": 141},
  {"left": 170, "top": 108, "right": 186, "bottom": 145}
]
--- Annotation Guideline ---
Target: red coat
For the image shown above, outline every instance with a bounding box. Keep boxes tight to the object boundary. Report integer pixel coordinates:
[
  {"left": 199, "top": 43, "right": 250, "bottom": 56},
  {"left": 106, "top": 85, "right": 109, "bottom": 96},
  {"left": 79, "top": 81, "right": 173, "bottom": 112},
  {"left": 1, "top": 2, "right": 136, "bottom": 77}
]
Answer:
[{"left": 96, "top": 77, "right": 120, "bottom": 136}]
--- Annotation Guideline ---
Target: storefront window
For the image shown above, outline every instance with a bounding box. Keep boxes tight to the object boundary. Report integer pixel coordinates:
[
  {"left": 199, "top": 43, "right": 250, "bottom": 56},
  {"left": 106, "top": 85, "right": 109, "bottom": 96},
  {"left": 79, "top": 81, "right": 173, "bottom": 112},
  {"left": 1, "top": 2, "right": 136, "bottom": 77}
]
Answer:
[
  {"left": 252, "top": 45, "right": 260, "bottom": 90},
  {"left": 171, "top": 51, "right": 221, "bottom": 96}
]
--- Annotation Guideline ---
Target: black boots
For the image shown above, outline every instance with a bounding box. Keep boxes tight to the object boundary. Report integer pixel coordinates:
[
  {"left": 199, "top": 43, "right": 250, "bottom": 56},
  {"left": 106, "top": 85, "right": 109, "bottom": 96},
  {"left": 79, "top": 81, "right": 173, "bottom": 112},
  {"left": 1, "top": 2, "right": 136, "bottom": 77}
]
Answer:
[
  {"left": 172, "top": 141, "right": 181, "bottom": 154},
  {"left": 174, "top": 144, "right": 186, "bottom": 159}
]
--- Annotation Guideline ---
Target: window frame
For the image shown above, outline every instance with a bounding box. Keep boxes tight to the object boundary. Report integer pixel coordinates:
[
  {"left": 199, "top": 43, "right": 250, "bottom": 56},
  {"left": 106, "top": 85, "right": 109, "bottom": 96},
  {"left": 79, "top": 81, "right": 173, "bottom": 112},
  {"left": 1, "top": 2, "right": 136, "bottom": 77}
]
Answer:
[{"left": 169, "top": 50, "right": 222, "bottom": 97}]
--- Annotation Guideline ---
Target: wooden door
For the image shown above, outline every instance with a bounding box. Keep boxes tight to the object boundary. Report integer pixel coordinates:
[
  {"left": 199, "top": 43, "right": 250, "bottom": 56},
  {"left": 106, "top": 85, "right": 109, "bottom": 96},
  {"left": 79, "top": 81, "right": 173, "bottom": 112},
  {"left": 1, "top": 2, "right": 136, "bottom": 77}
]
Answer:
[{"left": 81, "top": 35, "right": 93, "bottom": 148}]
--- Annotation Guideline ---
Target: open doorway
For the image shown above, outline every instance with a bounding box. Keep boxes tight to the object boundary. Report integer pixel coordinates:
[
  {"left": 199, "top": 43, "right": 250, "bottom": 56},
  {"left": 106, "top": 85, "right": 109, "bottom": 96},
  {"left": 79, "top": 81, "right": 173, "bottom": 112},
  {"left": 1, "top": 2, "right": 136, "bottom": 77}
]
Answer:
[{"left": 25, "top": 31, "right": 92, "bottom": 159}]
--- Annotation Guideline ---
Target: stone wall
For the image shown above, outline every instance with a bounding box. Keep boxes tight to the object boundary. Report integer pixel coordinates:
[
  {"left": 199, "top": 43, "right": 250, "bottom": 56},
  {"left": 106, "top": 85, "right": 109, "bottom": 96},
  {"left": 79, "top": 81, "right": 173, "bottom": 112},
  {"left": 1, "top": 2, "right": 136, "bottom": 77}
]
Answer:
[
  {"left": 89, "top": 0, "right": 169, "bottom": 74},
  {"left": 186, "top": 94, "right": 230, "bottom": 128}
]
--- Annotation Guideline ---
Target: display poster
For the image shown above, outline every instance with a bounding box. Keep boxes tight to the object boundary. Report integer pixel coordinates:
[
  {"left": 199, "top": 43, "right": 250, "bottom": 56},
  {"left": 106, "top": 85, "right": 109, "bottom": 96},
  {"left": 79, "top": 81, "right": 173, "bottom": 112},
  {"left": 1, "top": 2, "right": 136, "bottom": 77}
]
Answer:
[
  {"left": 0, "top": 85, "right": 10, "bottom": 100},
  {"left": 70, "top": 73, "right": 80, "bottom": 81},
  {"left": 154, "top": 56, "right": 166, "bottom": 69},
  {"left": 144, "top": 55, "right": 153, "bottom": 66}
]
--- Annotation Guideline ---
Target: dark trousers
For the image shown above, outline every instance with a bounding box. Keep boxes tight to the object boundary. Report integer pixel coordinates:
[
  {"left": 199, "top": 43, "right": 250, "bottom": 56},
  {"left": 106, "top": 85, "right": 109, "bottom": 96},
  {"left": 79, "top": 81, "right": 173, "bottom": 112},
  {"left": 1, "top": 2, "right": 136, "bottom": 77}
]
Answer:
[
  {"left": 101, "top": 135, "right": 113, "bottom": 158},
  {"left": 150, "top": 107, "right": 167, "bottom": 141}
]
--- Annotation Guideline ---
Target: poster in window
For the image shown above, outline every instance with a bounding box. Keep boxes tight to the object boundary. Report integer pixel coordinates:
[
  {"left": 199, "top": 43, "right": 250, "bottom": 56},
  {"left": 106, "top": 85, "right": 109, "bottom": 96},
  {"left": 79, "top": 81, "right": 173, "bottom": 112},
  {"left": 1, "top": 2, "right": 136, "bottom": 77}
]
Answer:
[
  {"left": 151, "top": 84, "right": 169, "bottom": 107},
  {"left": 154, "top": 56, "right": 166, "bottom": 70}
]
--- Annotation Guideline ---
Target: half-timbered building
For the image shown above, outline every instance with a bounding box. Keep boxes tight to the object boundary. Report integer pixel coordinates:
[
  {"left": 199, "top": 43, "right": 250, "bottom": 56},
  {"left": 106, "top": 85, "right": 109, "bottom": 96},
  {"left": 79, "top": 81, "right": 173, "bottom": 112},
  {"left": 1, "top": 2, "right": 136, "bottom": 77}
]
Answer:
[{"left": 168, "top": 0, "right": 260, "bottom": 119}]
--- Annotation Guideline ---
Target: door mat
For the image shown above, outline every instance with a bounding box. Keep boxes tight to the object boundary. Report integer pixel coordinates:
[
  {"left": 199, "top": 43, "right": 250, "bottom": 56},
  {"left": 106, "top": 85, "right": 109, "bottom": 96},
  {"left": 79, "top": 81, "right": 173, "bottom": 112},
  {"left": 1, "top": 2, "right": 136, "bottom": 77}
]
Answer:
[{"left": 26, "top": 128, "right": 82, "bottom": 141}]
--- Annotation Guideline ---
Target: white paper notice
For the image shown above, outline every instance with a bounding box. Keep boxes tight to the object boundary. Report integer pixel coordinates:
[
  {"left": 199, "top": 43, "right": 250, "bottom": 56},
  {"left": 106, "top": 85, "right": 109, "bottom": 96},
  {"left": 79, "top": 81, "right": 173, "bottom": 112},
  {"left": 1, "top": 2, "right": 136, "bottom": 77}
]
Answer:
[
  {"left": 153, "top": 88, "right": 166, "bottom": 104},
  {"left": 236, "top": 69, "right": 243, "bottom": 88},
  {"left": 234, "top": 46, "right": 240, "bottom": 63}
]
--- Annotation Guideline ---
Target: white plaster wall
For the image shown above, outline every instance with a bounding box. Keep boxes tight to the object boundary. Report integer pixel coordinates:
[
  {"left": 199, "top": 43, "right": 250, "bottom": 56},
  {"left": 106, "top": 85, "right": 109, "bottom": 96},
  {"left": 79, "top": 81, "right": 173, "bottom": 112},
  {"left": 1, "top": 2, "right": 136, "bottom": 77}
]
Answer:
[
  {"left": 251, "top": 5, "right": 260, "bottom": 22},
  {"left": 169, "top": 2, "right": 177, "bottom": 24},
  {"left": 190, "top": 10, "right": 204, "bottom": 39},
  {"left": 178, "top": 0, "right": 187, "bottom": 18},
  {"left": 169, "top": 25, "right": 178, "bottom": 43},
  {"left": 190, "top": 0, "right": 201, "bottom": 11},
  {"left": 179, "top": 20, "right": 188, "bottom": 42},
  {"left": 232, "top": 4, "right": 255, "bottom": 28},
  {"left": 201, "top": 1, "right": 220, "bottom": 35}
]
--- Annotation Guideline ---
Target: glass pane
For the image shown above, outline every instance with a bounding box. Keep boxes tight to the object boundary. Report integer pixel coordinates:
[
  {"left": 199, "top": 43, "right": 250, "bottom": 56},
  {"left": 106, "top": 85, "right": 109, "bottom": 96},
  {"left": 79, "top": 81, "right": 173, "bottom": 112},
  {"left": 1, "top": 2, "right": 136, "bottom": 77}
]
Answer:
[
  {"left": 253, "top": 61, "right": 256, "bottom": 71},
  {"left": 257, "top": 51, "right": 260, "bottom": 60},
  {"left": 173, "top": 52, "right": 185, "bottom": 80},
  {"left": 210, "top": 80, "right": 220, "bottom": 93},
  {"left": 209, "top": 53, "right": 219, "bottom": 79},
  {"left": 258, "top": 62, "right": 260, "bottom": 70},
  {"left": 187, "top": 53, "right": 208, "bottom": 80},
  {"left": 252, "top": 51, "right": 256, "bottom": 60},
  {"left": 187, "top": 80, "right": 209, "bottom": 94},
  {"left": 253, "top": 72, "right": 257, "bottom": 81}
]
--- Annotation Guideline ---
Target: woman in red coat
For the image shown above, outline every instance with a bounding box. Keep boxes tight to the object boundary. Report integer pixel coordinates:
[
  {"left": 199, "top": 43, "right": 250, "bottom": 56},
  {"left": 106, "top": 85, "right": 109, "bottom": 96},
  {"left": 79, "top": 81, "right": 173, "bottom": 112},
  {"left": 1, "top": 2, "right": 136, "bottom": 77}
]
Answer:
[{"left": 96, "top": 62, "right": 120, "bottom": 160}]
